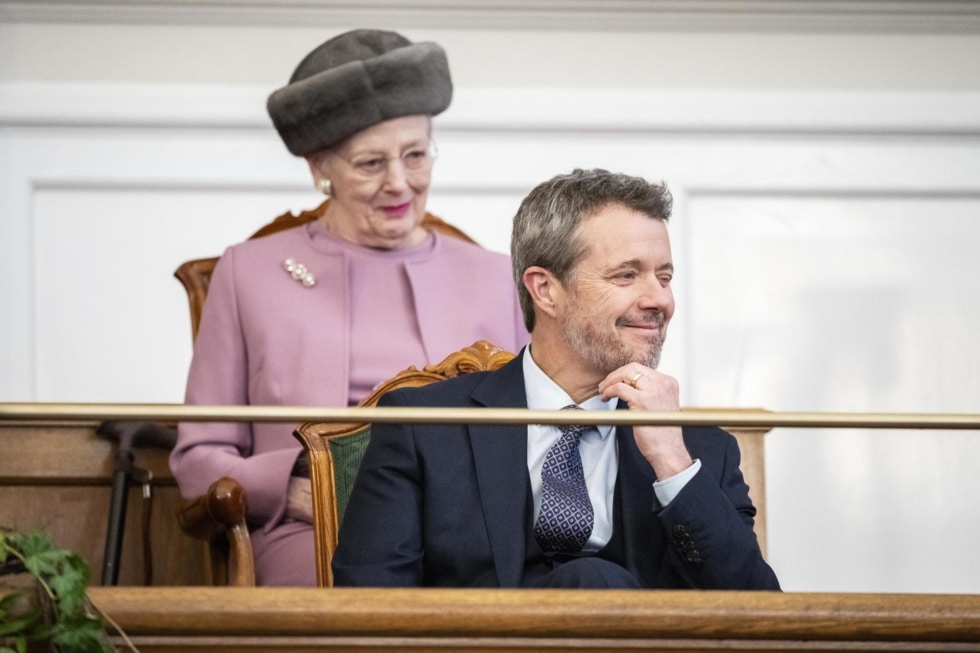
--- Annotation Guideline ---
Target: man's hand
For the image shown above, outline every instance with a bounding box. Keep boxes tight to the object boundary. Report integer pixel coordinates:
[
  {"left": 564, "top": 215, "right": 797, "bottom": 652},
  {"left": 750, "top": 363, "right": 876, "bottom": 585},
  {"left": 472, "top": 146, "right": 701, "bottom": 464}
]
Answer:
[
  {"left": 597, "top": 364, "right": 693, "bottom": 480},
  {"left": 286, "top": 476, "right": 314, "bottom": 523}
]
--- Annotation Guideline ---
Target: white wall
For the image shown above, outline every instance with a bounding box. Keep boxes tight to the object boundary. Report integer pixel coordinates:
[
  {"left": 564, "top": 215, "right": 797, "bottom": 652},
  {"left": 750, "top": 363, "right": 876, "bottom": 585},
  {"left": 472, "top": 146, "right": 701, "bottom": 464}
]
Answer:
[{"left": 2, "top": 1, "right": 979, "bottom": 594}]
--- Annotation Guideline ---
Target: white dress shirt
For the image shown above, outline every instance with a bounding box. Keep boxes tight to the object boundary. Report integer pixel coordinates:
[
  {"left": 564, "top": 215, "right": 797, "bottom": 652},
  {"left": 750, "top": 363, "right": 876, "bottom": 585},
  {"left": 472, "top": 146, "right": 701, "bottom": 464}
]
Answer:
[{"left": 522, "top": 347, "right": 700, "bottom": 551}]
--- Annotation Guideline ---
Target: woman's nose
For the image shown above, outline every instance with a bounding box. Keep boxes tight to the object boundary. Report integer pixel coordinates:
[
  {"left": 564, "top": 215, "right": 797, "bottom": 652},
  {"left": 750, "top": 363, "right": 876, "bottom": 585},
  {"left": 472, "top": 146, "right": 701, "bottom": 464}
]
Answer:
[{"left": 380, "top": 159, "right": 410, "bottom": 190}]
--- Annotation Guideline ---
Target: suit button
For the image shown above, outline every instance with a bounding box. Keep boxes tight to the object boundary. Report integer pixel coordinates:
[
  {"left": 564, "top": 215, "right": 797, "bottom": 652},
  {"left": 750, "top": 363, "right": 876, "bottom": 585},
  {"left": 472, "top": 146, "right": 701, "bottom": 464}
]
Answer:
[{"left": 673, "top": 525, "right": 693, "bottom": 544}]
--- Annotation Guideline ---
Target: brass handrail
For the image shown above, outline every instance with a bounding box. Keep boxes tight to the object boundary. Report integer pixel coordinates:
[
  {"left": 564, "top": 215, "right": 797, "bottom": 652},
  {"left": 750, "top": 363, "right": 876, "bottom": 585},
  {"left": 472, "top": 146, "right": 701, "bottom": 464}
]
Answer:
[{"left": 1, "top": 402, "right": 978, "bottom": 429}]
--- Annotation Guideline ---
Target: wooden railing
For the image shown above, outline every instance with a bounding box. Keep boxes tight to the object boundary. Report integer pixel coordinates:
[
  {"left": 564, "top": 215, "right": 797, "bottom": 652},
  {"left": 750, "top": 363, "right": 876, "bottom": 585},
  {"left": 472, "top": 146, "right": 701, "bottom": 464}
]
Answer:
[{"left": 86, "top": 586, "right": 980, "bottom": 652}]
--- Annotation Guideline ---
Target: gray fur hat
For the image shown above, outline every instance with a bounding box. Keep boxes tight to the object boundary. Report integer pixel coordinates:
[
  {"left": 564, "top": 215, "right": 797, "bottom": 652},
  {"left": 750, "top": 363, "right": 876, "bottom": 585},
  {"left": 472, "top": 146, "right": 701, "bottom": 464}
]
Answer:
[{"left": 267, "top": 29, "right": 453, "bottom": 157}]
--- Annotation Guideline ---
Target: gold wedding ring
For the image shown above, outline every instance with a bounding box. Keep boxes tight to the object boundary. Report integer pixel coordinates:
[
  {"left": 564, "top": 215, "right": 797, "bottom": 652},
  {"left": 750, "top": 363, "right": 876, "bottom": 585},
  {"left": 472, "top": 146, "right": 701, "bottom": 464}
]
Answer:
[{"left": 628, "top": 372, "right": 643, "bottom": 388}]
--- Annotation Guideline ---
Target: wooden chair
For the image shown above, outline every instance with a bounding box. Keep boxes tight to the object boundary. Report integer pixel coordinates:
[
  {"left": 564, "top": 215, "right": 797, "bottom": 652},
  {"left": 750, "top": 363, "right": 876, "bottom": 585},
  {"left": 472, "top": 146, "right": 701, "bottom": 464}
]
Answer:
[
  {"left": 292, "top": 341, "right": 773, "bottom": 587},
  {"left": 293, "top": 339, "right": 516, "bottom": 587},
  {"left": 173, "top": 200, "right": 478, "bottom": 586},
  {"left": 175, "top": 476, "right": 254, "bottom": 586}
]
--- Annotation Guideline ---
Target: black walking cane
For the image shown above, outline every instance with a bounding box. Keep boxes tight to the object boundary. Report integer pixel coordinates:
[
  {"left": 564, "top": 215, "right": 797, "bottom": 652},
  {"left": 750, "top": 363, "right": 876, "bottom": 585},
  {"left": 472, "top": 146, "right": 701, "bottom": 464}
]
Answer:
[{"left": 96, "top": 420, "right": 178, "bottom": 586}]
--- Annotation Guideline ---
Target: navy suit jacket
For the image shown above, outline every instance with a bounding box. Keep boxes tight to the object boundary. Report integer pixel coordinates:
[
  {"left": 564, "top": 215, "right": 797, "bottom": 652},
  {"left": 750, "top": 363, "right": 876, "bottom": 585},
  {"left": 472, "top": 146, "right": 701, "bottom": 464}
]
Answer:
[{"left": 333, "top": 353, "right": 779, "bottom": 590}]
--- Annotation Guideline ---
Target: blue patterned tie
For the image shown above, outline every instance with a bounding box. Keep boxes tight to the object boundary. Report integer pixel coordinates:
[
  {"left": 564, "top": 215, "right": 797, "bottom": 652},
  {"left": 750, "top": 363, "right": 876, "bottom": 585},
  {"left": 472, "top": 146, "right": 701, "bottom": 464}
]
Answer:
[{"left": 533, "top": 405, "right": 595, "bottom": 553}]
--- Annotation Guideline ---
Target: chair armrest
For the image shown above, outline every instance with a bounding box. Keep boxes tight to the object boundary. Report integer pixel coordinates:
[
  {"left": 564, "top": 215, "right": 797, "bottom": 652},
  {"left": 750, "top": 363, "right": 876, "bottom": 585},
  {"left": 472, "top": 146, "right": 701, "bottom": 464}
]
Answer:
[{"left": 177, "top": 476, "right": 256, "bottom": 586}]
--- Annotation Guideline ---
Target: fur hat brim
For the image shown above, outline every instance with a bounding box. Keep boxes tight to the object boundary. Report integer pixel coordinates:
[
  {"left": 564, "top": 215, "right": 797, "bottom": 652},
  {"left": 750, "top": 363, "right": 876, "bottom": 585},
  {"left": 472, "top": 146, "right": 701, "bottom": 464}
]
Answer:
[{"left": 267, "top": 41, "right": 452, "bottom": 157}]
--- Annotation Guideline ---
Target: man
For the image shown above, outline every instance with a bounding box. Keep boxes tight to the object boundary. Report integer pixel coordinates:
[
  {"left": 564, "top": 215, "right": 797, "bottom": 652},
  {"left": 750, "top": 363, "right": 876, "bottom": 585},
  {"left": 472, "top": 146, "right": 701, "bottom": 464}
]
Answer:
[{"left": 333, "top": 168, "right": 779, "bottom": 590}]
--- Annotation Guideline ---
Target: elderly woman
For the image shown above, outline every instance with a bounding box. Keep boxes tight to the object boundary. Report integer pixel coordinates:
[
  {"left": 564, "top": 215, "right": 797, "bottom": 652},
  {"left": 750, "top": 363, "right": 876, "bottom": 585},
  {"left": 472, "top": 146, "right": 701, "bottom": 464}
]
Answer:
[{"left": 170, "top": 29, "right": 528, "bottom": 586}]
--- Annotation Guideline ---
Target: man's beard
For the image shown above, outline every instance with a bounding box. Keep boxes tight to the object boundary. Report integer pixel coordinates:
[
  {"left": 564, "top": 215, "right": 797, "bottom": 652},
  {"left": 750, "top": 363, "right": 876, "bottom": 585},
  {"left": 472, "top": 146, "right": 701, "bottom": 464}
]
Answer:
[{"left": 563, "top": 309, "right": 666, "bottom": 373}]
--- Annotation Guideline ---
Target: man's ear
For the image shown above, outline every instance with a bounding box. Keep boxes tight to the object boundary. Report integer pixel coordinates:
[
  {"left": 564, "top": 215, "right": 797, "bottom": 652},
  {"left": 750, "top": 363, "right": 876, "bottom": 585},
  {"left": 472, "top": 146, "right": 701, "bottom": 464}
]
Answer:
[{"left": 522, "top": 266, "right": 561, "bottom": 320}]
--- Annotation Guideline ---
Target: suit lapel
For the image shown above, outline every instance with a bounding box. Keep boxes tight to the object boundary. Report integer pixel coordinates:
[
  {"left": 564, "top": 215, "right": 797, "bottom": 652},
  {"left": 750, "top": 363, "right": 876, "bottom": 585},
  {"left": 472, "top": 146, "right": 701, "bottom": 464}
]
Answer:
[
  {"left": 463, "top": 355, "right": 670, "bottom": 587},
  {"left": 614, "top": 407, "right": 666, "bottom": 585},
  {"left": 468, "top": 353, "right": 530, "bottom": 587}
]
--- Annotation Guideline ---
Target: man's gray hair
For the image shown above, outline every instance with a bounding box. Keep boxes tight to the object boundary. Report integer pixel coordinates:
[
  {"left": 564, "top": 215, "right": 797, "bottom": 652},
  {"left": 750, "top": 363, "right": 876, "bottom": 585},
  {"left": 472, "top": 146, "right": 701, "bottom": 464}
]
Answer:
[{"left": 510, "top": 168, "right": 673, "bottom": 332}]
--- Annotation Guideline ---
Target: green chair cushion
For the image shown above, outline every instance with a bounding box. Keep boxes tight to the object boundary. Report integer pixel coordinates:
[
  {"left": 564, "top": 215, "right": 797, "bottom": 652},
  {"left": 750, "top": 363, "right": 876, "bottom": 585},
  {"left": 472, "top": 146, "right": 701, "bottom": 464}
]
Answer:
[{"left": 328, "top": 427, "right": 371, "bottom": 522}]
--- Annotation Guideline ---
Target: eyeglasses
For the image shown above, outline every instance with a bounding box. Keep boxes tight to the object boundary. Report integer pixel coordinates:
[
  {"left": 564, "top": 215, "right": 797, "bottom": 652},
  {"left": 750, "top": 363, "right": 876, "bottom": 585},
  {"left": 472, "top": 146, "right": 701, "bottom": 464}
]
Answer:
[{"left": 337, "top": 141, "right": 438, "bottom": 181}]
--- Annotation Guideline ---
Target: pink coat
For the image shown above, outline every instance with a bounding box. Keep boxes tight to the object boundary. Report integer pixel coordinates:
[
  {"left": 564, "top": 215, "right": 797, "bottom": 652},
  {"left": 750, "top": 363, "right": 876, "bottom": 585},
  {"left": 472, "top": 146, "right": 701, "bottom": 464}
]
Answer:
[{"left": 170, "top": 221, "right": 528, "bottom": 585}]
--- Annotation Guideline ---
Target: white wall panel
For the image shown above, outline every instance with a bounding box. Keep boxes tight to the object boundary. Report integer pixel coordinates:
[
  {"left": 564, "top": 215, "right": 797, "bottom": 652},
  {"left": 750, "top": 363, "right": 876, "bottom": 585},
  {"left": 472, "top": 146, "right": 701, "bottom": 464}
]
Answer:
[
  {"left": 31, "top": 187, "right": 318, "bottom": 402},
  {"left": 686, "top": 194, "right": 980, "bottom": 592},
  {"left": 0, "top": 116, "right": 314, "bottom": 401}
]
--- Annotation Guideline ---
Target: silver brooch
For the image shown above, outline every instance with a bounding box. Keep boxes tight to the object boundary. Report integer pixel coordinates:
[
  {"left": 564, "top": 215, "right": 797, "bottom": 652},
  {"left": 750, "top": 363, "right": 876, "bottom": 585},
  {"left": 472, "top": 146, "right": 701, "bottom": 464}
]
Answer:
[{"left": 283, "top": 258, "right": 315, "bottom": 288}]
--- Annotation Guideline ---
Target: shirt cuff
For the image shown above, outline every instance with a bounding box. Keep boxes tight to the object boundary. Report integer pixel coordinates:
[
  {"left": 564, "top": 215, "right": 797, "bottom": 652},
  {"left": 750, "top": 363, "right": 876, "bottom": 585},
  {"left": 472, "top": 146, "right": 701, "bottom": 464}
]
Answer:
[{"left": 652, "top": 458, "right": 702, "bottom": 507}]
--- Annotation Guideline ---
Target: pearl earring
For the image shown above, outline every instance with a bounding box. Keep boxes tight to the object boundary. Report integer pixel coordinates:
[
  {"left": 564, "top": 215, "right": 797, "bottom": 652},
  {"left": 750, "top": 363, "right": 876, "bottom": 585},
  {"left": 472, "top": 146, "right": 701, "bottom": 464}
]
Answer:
[{"left": 315, "top": 178, "right": 332, "bottom": 197}]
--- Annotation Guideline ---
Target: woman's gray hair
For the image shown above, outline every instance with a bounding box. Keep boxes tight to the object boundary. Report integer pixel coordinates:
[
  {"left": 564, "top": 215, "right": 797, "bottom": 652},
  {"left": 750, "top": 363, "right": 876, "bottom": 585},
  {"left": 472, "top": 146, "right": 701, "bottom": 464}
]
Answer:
[{"left": 510, "top": 168, "right": 673, "bottom": 332}]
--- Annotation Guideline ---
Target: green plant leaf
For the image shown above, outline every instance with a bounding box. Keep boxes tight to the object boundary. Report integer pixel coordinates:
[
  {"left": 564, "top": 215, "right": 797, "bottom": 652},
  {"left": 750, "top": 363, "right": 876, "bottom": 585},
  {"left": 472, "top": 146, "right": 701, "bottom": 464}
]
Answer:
[
  {"left": 0, "top": 639, "right": 27, "bottom": 653},
  {"left": 0, "top": 611, "right": 40, "bottom": 636},
  {"left": 0, "top": 591, "right": 24, "bottom": 612},
  {"left": 23, "top": 549, "right": 64, "bottom": 581},
  {"left": 50, "top": 616, "right": 113, "bottom": 653},
  {"left": 47, "top": 556, "right": 90, "bottom": 618},
  {"left": 1, "top": 589, "right": 42, "bottom": 638},
  {"left": 1, "top": 528, "right": 114, "bottom": 653}
]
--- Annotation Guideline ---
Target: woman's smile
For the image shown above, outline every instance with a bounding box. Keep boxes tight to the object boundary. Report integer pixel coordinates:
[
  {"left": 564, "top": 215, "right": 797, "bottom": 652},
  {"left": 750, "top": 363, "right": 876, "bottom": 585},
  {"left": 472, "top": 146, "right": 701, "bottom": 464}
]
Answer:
[{"left": 380, "top": 201, "right": 413, "bottom": 218}]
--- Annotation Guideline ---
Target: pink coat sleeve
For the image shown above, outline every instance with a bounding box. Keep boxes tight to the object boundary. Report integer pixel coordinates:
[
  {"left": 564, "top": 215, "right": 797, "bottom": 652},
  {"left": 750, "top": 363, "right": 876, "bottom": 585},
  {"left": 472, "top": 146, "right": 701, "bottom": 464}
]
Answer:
[{"left": 169, "top": 245, "right": 297, "bottom": 527}]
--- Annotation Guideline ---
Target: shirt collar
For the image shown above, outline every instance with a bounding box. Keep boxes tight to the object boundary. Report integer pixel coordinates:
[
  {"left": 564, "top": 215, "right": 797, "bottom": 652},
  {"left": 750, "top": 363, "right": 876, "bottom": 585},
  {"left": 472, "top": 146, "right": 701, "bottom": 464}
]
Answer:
[{"left": 522, "top": 346, "right": 618, "bottom": 440}]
